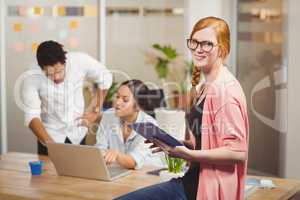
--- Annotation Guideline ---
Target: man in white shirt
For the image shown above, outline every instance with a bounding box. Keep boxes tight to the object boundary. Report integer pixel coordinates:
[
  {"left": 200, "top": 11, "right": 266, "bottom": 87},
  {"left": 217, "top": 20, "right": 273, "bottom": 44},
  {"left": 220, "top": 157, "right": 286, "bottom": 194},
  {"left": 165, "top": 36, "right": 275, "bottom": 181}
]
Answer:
[{"left": 21, "top": 40, "right": 112, "bottom": 155}]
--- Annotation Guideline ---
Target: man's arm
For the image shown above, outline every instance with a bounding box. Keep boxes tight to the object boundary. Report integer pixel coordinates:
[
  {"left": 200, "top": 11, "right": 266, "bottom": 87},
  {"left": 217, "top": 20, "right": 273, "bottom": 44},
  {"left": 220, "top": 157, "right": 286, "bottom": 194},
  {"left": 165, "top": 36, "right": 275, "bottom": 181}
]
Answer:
[
  {"left": 79, "top": 88, "right": 107, "bottom": 127},
  {"left": 29, "top": 118, "right": 54, "bottom": 144},
  {"left": 22, "top": 70, "right": 54, "bottom": 144},
  {"left": 95, "top": 88, "right": 108, "bottom": 112},
  {"left": 79, "top": 53, "right": 112, "bottom": 126}
]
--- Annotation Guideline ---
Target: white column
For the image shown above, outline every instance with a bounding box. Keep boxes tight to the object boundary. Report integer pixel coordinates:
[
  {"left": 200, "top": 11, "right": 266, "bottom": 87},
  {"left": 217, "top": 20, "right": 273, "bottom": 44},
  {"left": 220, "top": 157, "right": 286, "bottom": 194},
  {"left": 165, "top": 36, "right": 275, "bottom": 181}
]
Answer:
[
  {"left": 99, "top": 0, "right": 106, "bottom": 64},
  {"left": 0, "top": 0, "right": 7, "bottom": 154}
]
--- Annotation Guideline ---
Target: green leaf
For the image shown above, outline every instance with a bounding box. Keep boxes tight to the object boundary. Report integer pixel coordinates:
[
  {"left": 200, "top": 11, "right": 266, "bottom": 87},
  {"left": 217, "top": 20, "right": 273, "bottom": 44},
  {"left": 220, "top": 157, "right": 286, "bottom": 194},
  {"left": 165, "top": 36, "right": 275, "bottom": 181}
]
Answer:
[
  {"left": 151, "top": 43, "right": 178, "bottom": 79},
  {"left": 155, "top": 57, "right": 169, "bottom": 78},
  {"left": 161, "top": 46, "right": 177, "bottom": 60},
  {"left": 152, "top": 44, "right": 178, "bottom": 60},
  {"left": 105, "top": 82, "right": 118, "bottom": 102},
  {"left": 165, "top": 155, "right": 186, "bottom": 174},
  {"left": 153, "top": 44, "right": 162, "bottom": 50}
]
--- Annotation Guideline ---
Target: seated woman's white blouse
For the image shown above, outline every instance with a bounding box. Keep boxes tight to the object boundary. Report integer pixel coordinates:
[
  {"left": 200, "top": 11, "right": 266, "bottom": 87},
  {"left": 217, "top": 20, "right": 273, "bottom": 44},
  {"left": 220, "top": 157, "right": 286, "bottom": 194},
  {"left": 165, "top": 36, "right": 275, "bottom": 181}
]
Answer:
[{"left": 95, "top": 108, "right": 165, "bottom": 169}]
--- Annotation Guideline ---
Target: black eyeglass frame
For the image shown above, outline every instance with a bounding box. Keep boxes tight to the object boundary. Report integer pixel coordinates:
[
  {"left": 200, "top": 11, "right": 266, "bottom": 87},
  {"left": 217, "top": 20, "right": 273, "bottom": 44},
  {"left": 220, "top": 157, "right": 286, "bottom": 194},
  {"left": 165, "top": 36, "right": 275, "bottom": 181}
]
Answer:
[{"left": 186, "top": 39, "right": 218, "bottom": 52}]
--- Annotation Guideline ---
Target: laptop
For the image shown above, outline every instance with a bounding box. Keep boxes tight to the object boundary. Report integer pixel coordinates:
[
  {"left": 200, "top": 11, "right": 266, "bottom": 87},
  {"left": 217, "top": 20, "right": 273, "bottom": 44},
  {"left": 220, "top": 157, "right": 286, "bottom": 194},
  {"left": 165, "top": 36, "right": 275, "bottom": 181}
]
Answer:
[{"left": 47, "top": 143, "right": 131, "bottom": 181}]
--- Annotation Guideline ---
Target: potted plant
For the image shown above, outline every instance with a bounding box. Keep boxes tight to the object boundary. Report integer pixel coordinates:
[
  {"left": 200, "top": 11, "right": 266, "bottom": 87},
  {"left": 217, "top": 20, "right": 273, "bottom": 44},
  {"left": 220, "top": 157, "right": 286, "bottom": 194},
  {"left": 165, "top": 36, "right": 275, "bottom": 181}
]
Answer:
[
  {"left": 146, "top": 44, "right": 195, "bottom": 109},
  {"left": 146, "top": 44, "right": 180, "bottom": 108},
  {"left": 151, "top": 44, "right": 178, "bottom": 82},
  {"left": 159, "top": 155, "right": 186, "bottom": 182}
]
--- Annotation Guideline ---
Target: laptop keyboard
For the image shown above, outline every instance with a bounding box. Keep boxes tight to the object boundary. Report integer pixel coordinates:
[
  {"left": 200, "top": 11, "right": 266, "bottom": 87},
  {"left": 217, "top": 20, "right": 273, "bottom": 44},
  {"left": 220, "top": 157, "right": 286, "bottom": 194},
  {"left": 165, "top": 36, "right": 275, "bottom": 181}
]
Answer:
[{"left": 108, "top": 165, "right": 129, "bottom": 178}]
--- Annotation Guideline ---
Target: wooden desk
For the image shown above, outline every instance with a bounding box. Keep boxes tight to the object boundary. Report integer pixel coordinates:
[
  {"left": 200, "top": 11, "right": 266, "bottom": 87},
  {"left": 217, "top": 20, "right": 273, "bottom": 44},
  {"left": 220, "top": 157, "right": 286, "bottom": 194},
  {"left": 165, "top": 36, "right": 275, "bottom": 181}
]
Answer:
[
  {"left": 0, "top": 153, "right": 160, "bottom": 200},
  {"left": 246, "top": 177, "right": 300, "bottom": 200},
  {"left": 0, "top": 153, "right": 299, "bottom": 200}
]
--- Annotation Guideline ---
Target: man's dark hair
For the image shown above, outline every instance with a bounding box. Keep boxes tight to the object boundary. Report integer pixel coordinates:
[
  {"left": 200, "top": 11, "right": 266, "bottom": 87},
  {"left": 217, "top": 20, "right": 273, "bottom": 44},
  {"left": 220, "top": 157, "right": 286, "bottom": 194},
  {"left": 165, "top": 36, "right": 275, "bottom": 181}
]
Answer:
[{"left": 36, "top": 40, "right": 67, "bottom": 68}]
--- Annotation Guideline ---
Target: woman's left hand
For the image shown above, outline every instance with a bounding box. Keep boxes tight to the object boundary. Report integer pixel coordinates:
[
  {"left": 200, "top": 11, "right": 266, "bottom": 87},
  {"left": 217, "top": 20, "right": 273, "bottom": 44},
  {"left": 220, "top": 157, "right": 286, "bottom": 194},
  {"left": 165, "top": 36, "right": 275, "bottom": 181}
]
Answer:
[{"left": 151, "top": 139, "right": 191, "bottom": 161}]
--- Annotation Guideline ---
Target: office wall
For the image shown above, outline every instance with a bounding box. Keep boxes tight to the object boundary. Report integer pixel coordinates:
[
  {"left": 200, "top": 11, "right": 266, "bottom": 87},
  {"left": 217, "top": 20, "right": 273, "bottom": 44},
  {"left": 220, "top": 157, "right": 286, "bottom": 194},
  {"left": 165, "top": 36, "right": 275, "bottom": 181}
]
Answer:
[
  {"left": 0, "top": 0, "right": 2, "bottom": 155},
  {"left": 106, "top": 0, "right": 185, "bottom": 86},
  {"left": 0, "top": 0, "right": 5, "bottom": 155},
  {"left": 106, "top": 0, "right": 237, "bottom": 86},
  {"left": 284, "top": 0, "right": 300, "bottom": 179},
  {"left": 0, "top": 103, "right": 1, "bottom": 154},
  {"left": 5, "top": 0, "right": 185, "bottom": 153}
]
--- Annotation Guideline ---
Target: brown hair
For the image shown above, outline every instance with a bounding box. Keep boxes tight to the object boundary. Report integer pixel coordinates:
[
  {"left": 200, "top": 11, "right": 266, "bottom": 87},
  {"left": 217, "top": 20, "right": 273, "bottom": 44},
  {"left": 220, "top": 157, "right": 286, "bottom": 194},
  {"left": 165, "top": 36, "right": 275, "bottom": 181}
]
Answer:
[
  {"left": 189, "top": 17, "right": 230, "bottom": 107},
  {"left": 190, "top": 16, "right": 230, "bottom": 60},
  {"left": 119, "top": 79, "right": 154, "bottom": 117}
]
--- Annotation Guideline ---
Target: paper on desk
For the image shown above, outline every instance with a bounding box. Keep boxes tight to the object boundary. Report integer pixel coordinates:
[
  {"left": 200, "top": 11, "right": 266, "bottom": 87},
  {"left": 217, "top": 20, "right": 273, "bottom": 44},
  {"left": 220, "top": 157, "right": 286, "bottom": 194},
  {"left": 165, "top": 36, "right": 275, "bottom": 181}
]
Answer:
[{"left": 246, "top": 178, "right": 276, "bottom": 188}]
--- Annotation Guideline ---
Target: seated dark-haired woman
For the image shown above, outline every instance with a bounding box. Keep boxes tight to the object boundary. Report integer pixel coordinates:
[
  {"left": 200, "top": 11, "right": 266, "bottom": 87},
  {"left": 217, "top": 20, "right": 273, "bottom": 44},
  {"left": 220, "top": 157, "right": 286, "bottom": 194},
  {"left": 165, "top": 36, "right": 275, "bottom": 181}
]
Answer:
[{"left": 95, "top": 79, "right": 165, "bottom": 169}]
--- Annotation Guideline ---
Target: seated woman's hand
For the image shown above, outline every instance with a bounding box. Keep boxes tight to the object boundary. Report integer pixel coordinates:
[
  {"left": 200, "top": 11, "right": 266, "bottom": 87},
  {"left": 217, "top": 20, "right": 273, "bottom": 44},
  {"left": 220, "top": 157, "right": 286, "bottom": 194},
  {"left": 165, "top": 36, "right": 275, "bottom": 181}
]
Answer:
[{"left": 103, "top": 149, "right": 119, "bottom": 165}]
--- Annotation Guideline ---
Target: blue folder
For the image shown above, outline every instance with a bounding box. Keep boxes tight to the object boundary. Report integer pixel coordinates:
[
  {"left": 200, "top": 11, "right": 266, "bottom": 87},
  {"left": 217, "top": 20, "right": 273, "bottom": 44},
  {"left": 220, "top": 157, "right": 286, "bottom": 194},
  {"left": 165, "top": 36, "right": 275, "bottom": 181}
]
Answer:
[{"left": 129, "top": 122, "right": 183, "bottom": 147}]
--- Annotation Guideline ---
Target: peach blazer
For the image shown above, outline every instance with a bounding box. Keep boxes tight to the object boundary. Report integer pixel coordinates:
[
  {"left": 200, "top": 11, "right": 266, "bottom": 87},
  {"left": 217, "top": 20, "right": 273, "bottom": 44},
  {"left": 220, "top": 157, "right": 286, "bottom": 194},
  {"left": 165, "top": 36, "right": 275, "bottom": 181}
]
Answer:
[{"left": 193, "top": 66, "right": 249, "bottom": 200}]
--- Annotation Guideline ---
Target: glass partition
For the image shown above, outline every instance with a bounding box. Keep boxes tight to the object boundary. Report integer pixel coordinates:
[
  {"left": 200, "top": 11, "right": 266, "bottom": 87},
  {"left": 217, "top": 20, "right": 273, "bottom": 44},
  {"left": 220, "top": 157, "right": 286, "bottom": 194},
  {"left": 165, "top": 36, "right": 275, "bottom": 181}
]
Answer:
[{"left": 237, "top": 0, "right": 285, "bottom": 175}]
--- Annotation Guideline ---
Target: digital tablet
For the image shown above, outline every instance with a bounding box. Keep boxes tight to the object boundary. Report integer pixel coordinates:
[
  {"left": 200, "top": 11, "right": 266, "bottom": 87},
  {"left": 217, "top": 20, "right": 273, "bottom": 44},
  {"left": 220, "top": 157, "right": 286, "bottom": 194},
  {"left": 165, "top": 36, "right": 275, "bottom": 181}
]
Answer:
[{"left": 129, "top": 122, "right": 183, "bottom": 147}]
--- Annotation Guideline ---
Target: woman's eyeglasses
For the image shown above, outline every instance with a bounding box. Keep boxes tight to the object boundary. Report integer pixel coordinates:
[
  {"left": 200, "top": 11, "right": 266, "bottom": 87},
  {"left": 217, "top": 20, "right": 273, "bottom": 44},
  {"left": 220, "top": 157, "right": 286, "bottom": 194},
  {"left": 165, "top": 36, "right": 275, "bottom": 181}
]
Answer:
[{"left": 186, "top": 39, "right": 217, "bottom": 52}]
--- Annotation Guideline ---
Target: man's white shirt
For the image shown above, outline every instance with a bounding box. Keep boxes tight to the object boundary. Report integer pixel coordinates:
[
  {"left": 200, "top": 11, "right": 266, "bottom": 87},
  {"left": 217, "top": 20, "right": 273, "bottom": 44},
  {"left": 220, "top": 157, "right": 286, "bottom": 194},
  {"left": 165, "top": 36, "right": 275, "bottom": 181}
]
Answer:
[{"left": 22, "top": 52, "right": 112, "bottom": 144}]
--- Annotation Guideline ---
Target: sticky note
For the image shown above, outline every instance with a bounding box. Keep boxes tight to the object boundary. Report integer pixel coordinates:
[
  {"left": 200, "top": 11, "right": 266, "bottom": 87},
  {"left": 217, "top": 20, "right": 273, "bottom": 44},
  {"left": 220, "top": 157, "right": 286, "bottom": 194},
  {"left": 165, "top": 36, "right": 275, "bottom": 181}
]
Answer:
[
  {"left": 13, "top": 23, "right": 23, "bottom": 32},
  {"left": 14, "top": 42, "right": 25, "bottom": 53},
  {"left": 69, "top": 37, "right": 79, "bottom": 48},
  {"left": 32, "top": 42, "right": 39, "bottom": 53},
  {"left": 57, "top": 6, "right": 66, "bottom": 16},
  {"left": 69, "top": 20, "right": 78, "bottom": 30},
  {"left": 34, "top": 6, "right": 42, "bottom": 15}
]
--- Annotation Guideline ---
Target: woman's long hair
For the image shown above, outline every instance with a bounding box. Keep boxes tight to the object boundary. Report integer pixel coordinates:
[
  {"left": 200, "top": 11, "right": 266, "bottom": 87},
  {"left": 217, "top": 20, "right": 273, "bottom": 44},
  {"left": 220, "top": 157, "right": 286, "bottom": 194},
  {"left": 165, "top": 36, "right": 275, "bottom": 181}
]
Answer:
[
  {"left": 188, "top": 16, "right": 231, "bottom": 108},
  {"left": 120, "top": 79, "right": 154, "bottom": 117}
]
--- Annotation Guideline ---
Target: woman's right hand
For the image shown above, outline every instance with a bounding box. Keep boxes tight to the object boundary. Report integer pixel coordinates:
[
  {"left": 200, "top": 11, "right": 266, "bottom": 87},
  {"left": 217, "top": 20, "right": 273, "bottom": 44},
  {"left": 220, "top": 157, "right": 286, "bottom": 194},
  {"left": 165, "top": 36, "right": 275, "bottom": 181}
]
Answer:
[
  {"left": 103, "top": 150, "right": 119, "bottom": 165},
  {"left": 146, "top": 139, "right": 194, "bottom": 153},
  {"left": 151, "top": 139, "right": 192, "bottom": 161},
  {"left": 145, "top": 139, "right": 191, "bottom": 161},
  {"left": 145, "top": 139, "right": 163, "bottom": 154}
]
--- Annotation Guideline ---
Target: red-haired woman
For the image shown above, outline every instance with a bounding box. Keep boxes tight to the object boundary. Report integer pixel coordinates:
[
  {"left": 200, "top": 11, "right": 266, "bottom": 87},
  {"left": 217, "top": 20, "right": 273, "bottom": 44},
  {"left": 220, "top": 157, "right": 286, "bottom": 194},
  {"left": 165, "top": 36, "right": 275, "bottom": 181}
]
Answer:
[{"left": 114, "top": 16, "right": 249, "bottom": 200}]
